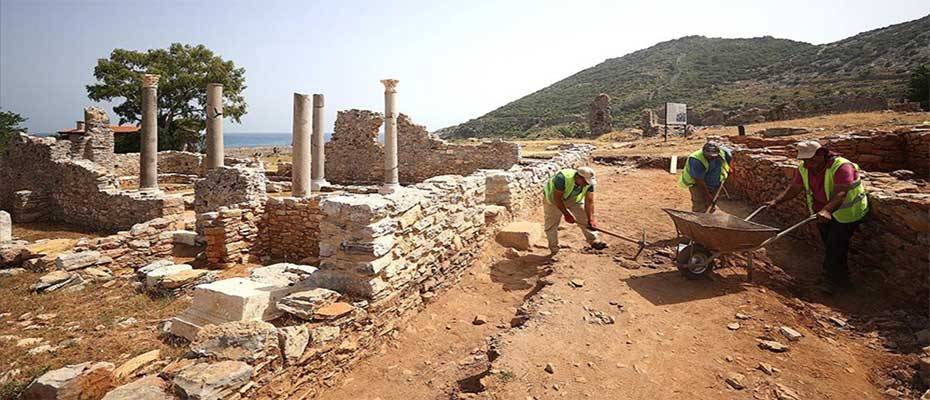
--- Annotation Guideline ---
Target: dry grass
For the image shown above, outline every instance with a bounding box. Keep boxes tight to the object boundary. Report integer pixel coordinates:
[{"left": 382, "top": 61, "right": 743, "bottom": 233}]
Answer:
[{"left": 0, "top": 274, "right": 190, "bottom": 397}]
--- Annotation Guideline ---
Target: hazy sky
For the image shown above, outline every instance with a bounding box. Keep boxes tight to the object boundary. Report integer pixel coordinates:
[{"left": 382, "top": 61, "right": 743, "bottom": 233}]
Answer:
[{"left": 1, "top": 0, "right": 928, "bottom": 134}]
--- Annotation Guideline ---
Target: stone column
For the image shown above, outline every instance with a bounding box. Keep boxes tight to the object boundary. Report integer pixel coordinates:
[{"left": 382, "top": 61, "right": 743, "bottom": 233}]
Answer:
[
  {"left": 206, "top": 83, "right": 225, "bottom": 169},
  {"left": 380, "top": 79, "right": 400, "bottom": 194},
  {"left": 140, "top": 74, "right": 160, "bottom": 190},
  {"left": 310, "top": 94, "right": 328, "bottom": 191},
  {"left": 292, "top": 93, "right": 311, "bottom": 197}
]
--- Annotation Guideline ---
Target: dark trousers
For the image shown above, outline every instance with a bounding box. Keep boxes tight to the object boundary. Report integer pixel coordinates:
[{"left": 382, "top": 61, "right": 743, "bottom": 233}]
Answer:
[{"left": 817, "top": 218, "right": 861, "bottom": 282}]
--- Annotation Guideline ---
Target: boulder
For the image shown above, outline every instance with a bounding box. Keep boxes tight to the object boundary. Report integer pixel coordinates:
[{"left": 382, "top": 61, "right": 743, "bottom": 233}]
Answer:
[
  {"left": 276, "top": 288, "right": 340, "bottom": 320},
  {"left": 55, "top": 251, "right": 102, "bottom": 271},
  {"left": 171, "top": 361, "right": 253, "bottom": 400},
  {"left": 102, "top": 375, "right": 172, "bottom": 400},
  {"left": 310, "top": 325, "right": 341, "bottom": 344},
  {"left": 191, "top": 321, "right": 278, "bottom": 362},
  {"left": 138, "top": 260, "right": 175, "bottom": 277},
  {"left": 277, "top": 325, "right": 309, "bottom": 363},
  {"left": 24, "top": 361, "right": 115, "bottom": 400},
  {"left": 495, "top": 221, "right": 543, "bottom": 251},
  {"left": 144, "top": 264, "right": 193, "bottom": 288}
]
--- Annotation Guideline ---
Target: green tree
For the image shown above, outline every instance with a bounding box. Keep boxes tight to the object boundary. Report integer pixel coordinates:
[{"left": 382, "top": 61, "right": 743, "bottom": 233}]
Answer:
[
  {"left": 0, "top": 109, "right": 28, "bottom": 155},
  {"left": 908, "top": 64, "right": 929, "bottom": 110},
  {"left": 87, "top": 43, "right": 247, "bottom": 151}
]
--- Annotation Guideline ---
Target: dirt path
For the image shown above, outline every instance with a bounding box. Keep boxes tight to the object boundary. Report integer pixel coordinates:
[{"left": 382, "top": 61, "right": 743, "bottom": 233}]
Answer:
[{"left": 316, "top": 166, "right": 916, "bottom": 400}]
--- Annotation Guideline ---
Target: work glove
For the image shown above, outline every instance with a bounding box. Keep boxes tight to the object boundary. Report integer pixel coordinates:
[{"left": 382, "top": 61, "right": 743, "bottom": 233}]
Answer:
[
  {"left": 816, "top": 209, "right": 832, "bottom": 223},
  {"left": 563, "top": 213, "right": 576, "bottom": 224}
]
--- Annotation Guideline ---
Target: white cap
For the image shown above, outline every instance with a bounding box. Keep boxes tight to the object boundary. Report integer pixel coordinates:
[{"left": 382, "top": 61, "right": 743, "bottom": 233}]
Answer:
[
  {"left": 576, "top": 166, "right": 597, "bottom": 186},
  {"left": 796, "top": 140, "right": 822, "bottom": 160}
]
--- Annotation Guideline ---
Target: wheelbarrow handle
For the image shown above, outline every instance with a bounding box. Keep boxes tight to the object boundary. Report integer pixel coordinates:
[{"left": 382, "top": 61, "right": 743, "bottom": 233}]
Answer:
[
  {"left": 752, "top": 214, "right": 818, "bottom": 250},
  {"left": 744, "top": 205, "right": 768, "bottom": 221}
]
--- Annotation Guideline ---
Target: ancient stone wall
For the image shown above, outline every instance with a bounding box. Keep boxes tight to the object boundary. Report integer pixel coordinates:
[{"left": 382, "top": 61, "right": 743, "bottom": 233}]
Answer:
[
  {"left": 113, "top": 151, "right": 207, "bottom": 177},
  {"left": 324, "top": 110, "right": 522, "bottom": 185},
  {"left": 588, "top": 94, "right": 612, "bottom": 136},
  {"left": 193, "top": 166, "right": 267, "bottom": 214},
  {"left": 72, "top": 214, "right": 190, "bottom": 270},
  {"left": 200, "top": 202, "right": 264, "bottom": 266},
  {"left": 396, "top": 114, "right": 521, "bottom": 183},
  {"left": 325, "top": 110, "right": 385, "bottom": 184},
  {"left": 0, "top": 134, "right": 184, "bottom": 231},
  {"left": 727, "top": 148, "right": 929, "bottom": 311},
  {"left": 728, "top": 127, "right": 930, "bottom": 177},
  {"left": 258, "top": 196, "right": 323, "bottom": 263}
]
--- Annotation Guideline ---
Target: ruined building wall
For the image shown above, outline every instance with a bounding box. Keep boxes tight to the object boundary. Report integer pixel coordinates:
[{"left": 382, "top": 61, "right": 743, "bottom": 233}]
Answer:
[
  {"left": 113, "top": 151, "right": 207, "bottom": 177},
  {"left": 324, "top": 110, "right": 385, "bottom": 184},
  {"left": 727, "top": 149, "right": 929, "bottom": 310},
  {"left": 0, "top": 134, "right": 185, "bottom": 231},
  {"left": 258, "top": 196, "right": 322, "bottom": 262},
  {"left": 324, "top": 110, "right": 522, "bottom": 185},
  {"left": 396, "top": 114, "right": 521, "bottom": 183},
  {"left": 728, "top": 127, "right": 930, "bottom": 178}
]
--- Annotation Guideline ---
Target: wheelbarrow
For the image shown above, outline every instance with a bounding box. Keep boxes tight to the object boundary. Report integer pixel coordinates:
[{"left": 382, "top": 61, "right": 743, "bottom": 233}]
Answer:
[{"left": 663, "top": 206, "right": 817, "bottom": 279}]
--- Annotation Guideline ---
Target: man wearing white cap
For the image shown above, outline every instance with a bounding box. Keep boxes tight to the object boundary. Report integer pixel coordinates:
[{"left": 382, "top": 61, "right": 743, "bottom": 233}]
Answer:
[
  {"left": 765, "top": 141, "right": 869, "bottom": 287},
  {"left": 543, "top": 166, "right": 607, "bottom": 256}
]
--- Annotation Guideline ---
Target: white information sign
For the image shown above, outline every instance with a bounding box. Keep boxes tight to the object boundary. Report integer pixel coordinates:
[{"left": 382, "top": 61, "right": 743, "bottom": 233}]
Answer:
[{"left": 666, "top": 103, "right": 687, "bottom": 126}]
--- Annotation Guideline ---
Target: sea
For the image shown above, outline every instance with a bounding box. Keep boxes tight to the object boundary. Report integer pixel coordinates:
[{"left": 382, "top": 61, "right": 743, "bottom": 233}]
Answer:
[{"left": 225, "top": 132, "right": 334, "bottom": 148}]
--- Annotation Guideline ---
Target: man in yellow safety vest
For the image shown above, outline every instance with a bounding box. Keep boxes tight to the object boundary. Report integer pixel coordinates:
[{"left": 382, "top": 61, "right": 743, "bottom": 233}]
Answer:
[
  {"left": 543, "top": 166, "right": 607, "bottom": 256},
  {"left": 679, "top": 141, "right": 732, "bottom": 212},
  {"left": 765, "top": 141, "right": 869, "bottom": 287}
]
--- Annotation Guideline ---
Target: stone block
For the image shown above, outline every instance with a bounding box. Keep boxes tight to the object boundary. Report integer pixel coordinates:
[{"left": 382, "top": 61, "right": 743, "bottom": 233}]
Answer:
[
  {"left": 102, "top": 375, "right": 171, "bottom": 400},
  {"left": 170, "top": 277, "right": 303, "bottom": 340},
  {"left": 171, "top": 361, "right": 252, "bottom": 400},
  {"left": 0, "top": 210, "right": 10, "bottom": 243},
  {"left": 277, "top": 288, "right": 341, "bottom": 320},
  {"left": 24, "top": 361, "right": 115, "bottom": 400},
  {"left": 171, "top": 230, "right": 198, "bottom": 246},
  {"left": 495, "top": 221, "right": 543, "bottom": 251},
  {"left": 192, "top": 321, "right": 278, "bottom": 362},
  {"left": 144, "top": 264, "right": 192, "bottom": 288},
  {"left": 55, "top": 250, "right": 102, "bottom": 271},
  {"left": 113, "top": 350, "right": 161, "bottom": 379},
  {"left": 278, "top": 325, "right": 309, "bottom": 363}
]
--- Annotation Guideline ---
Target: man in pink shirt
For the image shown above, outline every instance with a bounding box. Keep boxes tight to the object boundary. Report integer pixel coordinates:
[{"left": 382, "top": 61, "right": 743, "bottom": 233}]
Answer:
[{"left": 765, "top": 141, "right": 869, "bottom": 289}]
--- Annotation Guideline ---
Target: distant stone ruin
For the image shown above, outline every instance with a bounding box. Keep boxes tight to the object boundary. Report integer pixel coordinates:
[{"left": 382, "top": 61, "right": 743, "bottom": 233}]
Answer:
[{"left": 588, "top": 93, "right": 612, "bottom": 136}]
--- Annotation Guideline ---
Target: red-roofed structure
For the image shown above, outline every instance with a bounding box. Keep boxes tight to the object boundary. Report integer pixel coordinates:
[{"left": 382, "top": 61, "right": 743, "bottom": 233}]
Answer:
[{"left": 57, "top": 121, "right": 140, "bottom": 135}]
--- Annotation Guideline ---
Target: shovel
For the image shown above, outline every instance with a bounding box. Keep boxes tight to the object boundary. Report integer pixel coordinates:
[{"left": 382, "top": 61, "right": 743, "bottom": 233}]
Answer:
[{"left": 590, "top": 225, "right": 648, "bottom": 260}]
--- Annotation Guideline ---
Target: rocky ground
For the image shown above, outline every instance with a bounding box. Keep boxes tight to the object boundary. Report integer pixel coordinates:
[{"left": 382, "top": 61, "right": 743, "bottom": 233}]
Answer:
[{"left": 316, "top": 168, "right": 928, "bottom": 400}]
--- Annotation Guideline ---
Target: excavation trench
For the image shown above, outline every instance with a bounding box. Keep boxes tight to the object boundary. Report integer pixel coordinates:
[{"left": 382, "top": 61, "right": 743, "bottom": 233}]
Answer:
[{"left": 314, "top": 166, "right": 926, "bottom": 400}]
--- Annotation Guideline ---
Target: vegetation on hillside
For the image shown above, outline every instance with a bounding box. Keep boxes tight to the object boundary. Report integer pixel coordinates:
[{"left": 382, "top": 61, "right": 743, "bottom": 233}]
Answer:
[
  {"left": 909, "top": 65, "right": 930, "bottom": 110},
  {"left": 439, "top": 15, "right": 930, "bottom": 139},
  {"left": 87, "top": 43, "right": 247, "bottom": 151}
]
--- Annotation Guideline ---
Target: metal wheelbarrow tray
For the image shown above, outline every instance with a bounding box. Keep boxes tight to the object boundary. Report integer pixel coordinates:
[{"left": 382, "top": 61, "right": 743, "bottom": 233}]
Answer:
[{"left": 663, "top": 209, "right": 780, "bottom": 253}]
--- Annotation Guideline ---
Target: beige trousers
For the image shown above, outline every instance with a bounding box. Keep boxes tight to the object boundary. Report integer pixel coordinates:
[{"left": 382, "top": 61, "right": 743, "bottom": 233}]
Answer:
[{"left": 543, "top": 199, "right": 599, "bottom": 252}]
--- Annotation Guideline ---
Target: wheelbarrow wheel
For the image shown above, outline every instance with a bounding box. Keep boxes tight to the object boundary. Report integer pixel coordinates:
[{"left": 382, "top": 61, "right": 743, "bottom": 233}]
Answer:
[{"left": 676, "top": 243, "right": 714, "bottom": 280}]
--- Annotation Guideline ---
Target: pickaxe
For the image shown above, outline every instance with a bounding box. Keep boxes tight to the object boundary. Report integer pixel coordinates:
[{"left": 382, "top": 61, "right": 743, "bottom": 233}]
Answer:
[{"left": 591, "top": 225, "right": 648, "bottom": 260}]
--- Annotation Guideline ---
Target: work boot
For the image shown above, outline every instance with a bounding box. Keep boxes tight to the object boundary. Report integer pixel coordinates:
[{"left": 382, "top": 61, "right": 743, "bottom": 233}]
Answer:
[{"left": 591, "top": 241, "right": 609, "bottom": 250}]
